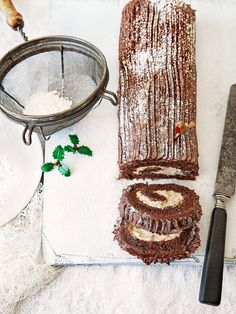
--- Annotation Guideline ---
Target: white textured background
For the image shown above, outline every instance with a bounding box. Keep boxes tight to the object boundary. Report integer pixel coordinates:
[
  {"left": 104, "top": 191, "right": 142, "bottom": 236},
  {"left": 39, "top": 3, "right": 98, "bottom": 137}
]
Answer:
[{"left": 1, "top": 0, "right": 236, "bottom": 313}]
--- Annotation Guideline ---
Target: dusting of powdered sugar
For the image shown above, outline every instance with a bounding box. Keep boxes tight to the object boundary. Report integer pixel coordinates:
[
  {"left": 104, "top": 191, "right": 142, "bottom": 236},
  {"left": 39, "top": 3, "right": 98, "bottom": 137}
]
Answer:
[
  {"left": 133, "top": 85, "right": 150, "bottom": 122},
  {"left": 0, "top": 154, "right": 24, "bottom": 207},
  {"left": 23, "top": 74, "right": 96, "bottom": 116},
  {"left": 149, "top": 0, "right": 169, "bottom": 9},
  {"left": 23, "top": 91, "right": 72, "bottom": 116},
  {"left": 128, "top": 48, "right": 167, "bottom": 77},
  {"left": 126, "top": 0, "right": 187, "bottom": 78},
  {"left": 125, "top": 4, "right": 175, "bottom": 77},
  {"left": 149, "top": 0, "right": 181, "bottom": 9}
]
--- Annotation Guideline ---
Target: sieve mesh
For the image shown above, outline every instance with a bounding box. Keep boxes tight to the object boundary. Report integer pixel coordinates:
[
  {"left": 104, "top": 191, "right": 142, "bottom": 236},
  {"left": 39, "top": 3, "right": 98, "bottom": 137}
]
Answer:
[
  {"left": 0, "top": 49, "right": 103, "bottom": 114},
  {"left": 0, "top": 36, "right": 117, "bottom": 145}
]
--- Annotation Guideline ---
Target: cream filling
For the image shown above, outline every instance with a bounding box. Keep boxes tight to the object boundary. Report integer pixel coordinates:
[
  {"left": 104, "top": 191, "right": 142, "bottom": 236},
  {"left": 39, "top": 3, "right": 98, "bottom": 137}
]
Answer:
[
  {"left": 136, "top": 190, "right": 183, "bottom": 208},
  {"left": 133, "top": 165, "right": 183, "bottom": 176},
  {"left": 129, "top": 225, "right": 182, "bottom": 242}
]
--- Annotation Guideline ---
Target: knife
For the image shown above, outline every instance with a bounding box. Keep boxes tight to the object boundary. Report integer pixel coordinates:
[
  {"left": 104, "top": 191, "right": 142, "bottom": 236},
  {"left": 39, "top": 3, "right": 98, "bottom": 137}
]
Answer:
[{"left": 199, "top": 84, "right": 236, "bottom": 306}]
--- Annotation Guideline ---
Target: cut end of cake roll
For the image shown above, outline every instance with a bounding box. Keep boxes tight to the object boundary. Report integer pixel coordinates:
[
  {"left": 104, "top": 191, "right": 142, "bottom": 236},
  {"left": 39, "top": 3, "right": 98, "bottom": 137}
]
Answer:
[
  {"left": 118, "top": 0, "right": 199, "bottom": 180},
  {"left": 119, "top": 160, "right": 199, "bottom": 180},
  {"left": 114, "top": 183, "right": 201, "bottom": 265}
]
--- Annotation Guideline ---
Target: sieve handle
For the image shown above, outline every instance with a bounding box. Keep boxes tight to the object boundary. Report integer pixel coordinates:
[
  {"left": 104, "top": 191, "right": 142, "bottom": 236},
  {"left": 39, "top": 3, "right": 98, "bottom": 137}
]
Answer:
[
  {"left": 101, "top": 90, "right": 118, "bottom": 106},
  {"left": 0, "top": 0, "right": 24, "bottom": 30},
  {"left": 22, "top": 124, "right": 34, "bottom": 146}
]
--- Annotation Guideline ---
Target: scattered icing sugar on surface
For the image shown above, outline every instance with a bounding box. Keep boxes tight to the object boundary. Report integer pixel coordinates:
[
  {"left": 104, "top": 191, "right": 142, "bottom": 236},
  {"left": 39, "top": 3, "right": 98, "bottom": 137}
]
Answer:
[
  {"left": 0, "top": 154, "right": 23, "bottom": 207},
  {"left": 23, "top": 91, "right": 72, "bottom": 116}
]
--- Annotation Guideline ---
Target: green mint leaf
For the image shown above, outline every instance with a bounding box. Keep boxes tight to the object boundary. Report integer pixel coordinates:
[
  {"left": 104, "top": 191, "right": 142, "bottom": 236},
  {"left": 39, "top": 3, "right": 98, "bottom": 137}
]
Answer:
[
  {"left": 69, "top": 134, "right": 79, "bottom": 145},
  {"left": 64, "top": 145, "right": 76, "bottom": 153},
  {"left": 41, "top": 162, "right": 54, "bottom": 172},
  {"left": 58, "top": 163, "right": 71, "bottom": 177},
  {"left": 53, "top": 145, "right": 64, "bottom": 161},
  {"left": 77, "top": 145, "right": 93, "bottom": 156}
]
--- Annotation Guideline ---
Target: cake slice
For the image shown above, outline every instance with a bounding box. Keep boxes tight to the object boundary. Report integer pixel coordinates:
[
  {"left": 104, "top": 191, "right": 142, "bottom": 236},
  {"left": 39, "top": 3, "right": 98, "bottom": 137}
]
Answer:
[
  {"left": 118, "top": 0, "right": 198, "bottom": 180},
  {"left": 119, "top": 183, "right": 202, "bottom": 234},
  {"left": 114, "top": 183, "right": 201, "bottom": 264},
  {"left": 114, "top": 219, "right": 200, "bottom": 264}
]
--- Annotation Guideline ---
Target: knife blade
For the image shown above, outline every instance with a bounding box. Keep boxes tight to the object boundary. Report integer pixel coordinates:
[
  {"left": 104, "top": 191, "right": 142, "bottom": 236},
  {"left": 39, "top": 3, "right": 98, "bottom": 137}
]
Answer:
[{"left": 199, "top": 84, "right": 236, "bottom": 306}]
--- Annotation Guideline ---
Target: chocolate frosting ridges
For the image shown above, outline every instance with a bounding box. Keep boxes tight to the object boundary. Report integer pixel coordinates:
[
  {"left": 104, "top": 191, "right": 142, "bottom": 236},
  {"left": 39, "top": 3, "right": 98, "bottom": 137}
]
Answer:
[{"left": 118, "top": 0, "right": 198, "bottom": 180}]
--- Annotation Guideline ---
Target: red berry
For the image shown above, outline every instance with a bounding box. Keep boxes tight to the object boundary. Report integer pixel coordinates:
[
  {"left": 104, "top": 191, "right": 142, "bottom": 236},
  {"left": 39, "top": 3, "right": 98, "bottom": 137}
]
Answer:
[{"left": 176, "top": 126, "right": 181, "bottom": 134}]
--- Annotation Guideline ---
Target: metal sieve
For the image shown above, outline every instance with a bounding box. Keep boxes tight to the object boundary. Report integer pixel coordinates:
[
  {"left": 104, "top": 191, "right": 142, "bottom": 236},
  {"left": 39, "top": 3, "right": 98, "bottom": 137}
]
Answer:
[{"left": 0, "top": 1, "right": 117, "bottom": 145}]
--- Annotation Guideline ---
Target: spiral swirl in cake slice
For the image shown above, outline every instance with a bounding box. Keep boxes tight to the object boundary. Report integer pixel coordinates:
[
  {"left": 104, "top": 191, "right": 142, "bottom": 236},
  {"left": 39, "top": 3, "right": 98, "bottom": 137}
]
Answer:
[{"left": 119, "top": 183, "right": 202, "bottom": 234}]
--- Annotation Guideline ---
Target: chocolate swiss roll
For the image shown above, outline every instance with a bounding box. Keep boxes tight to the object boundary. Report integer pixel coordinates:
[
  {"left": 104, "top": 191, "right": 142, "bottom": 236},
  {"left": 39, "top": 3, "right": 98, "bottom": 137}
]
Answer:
[
  {"left": 118, "top": 0, "right": 199, "bottom": 180},
  {"left": 119, "top": 183, "right": 202, "bottom": 234},
  {"left": 114, "top": 219, "right": 200, "bottom": 264}
]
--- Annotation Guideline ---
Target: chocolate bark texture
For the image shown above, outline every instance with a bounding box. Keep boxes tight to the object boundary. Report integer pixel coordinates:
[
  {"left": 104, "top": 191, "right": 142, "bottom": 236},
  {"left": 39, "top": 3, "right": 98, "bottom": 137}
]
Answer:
[
  {"left": 114, "top": 219, "right": 200, "bottom": 265},
  {"left": 118, "top": 0, "right": 199, "bottom": 180},
  {"left": 119, "top": 183, "right": 202, "bottom": 234}
]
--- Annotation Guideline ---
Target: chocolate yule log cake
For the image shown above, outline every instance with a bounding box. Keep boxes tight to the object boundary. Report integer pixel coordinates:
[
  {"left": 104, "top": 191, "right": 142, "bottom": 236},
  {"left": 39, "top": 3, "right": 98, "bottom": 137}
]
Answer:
[
  {"left": 114, "top": 183, "right": 201, "bottom": 264},
  {"left": 118, "top": 0, "right": 199, "bottom": 180}
]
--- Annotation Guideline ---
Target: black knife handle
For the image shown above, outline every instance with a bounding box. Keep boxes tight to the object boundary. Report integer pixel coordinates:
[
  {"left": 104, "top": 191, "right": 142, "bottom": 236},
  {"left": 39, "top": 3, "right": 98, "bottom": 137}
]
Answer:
[{"left": 199, "top": 207, "right": 227, "bottom": 306}]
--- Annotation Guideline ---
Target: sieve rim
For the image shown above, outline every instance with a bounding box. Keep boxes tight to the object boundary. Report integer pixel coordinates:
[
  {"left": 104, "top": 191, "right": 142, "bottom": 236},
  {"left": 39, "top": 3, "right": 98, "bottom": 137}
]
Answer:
[{"left": 0, "top": 35, "right": 109, "bottom": 122}]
